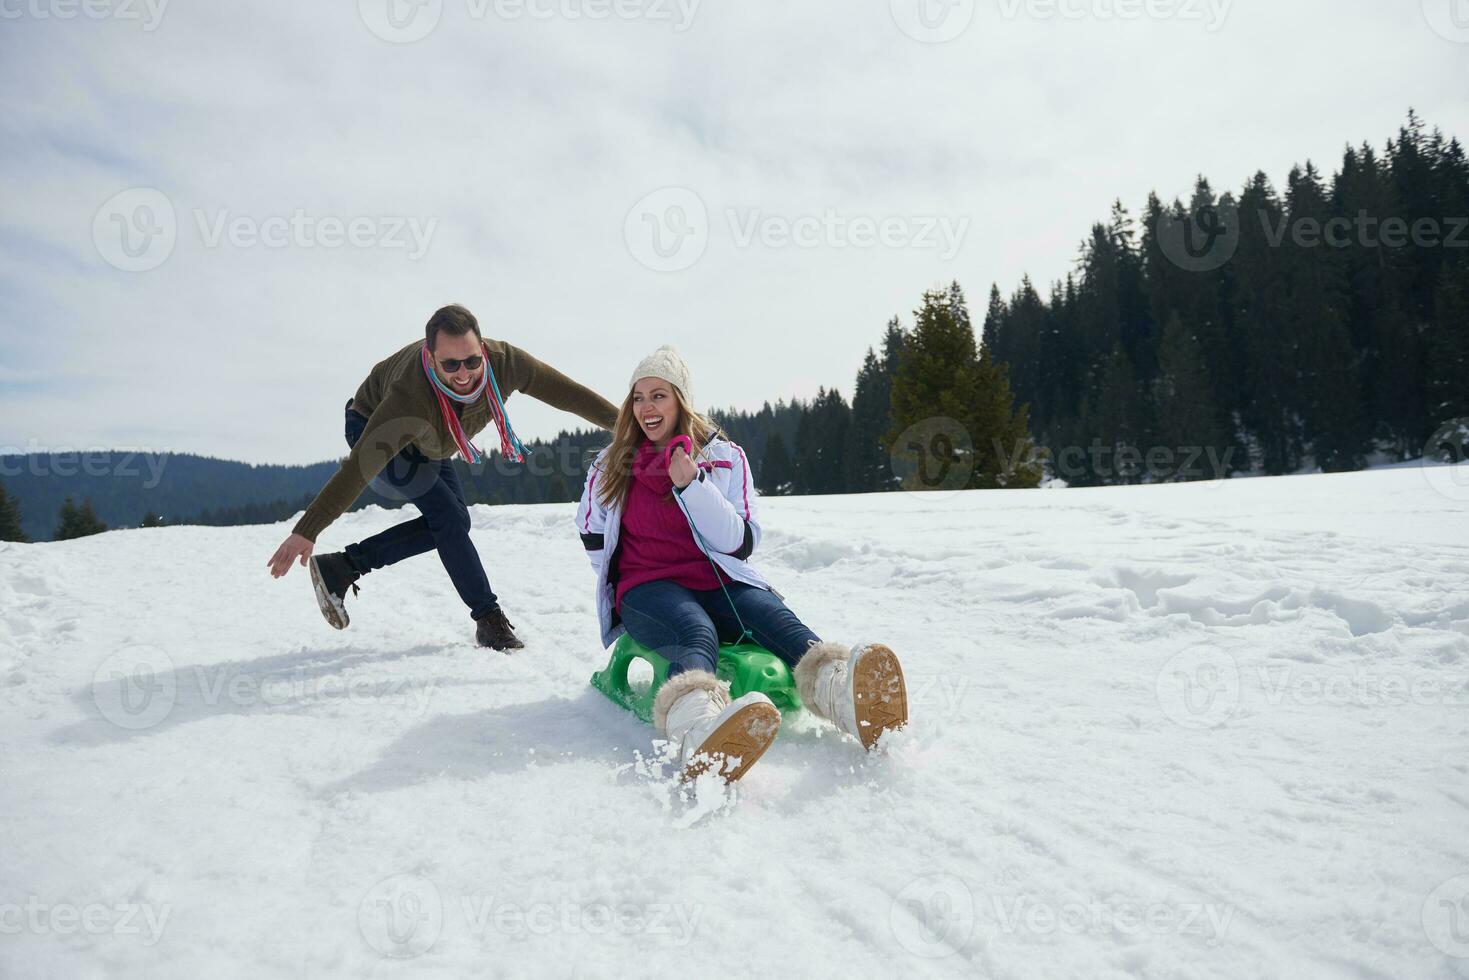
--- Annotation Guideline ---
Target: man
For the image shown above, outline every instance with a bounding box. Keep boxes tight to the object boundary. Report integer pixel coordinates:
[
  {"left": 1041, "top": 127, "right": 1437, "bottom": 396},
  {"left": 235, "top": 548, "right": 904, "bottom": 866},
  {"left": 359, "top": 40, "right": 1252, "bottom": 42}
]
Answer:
[{"left": 266, "top": 304, "right": 618, "bottom": 650}]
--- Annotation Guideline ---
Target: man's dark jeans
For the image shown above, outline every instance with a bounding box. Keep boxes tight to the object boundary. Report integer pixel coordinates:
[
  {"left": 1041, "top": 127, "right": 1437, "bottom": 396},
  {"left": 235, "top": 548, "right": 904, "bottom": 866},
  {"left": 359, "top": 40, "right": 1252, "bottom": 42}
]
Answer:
[
  {"left": 342, "top": 403, "right": 498, "bottom": 620},
  {"left": 618, "top": 578, "right": 820, "bottom": 677}
]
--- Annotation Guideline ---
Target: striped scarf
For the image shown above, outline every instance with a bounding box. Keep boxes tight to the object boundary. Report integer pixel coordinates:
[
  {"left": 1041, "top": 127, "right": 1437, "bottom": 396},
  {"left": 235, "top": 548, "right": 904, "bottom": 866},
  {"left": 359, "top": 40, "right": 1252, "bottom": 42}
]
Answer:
[{"left": 421, "top": 342, "right": 526, "bottom": 464}]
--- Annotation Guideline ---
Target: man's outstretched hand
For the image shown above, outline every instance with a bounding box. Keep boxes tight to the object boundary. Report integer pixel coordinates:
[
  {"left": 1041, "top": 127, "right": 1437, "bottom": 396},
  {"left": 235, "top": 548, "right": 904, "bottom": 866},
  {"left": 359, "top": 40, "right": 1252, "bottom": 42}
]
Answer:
[{"left": 268, "top": 533, "right": 314, "bottom": 578}]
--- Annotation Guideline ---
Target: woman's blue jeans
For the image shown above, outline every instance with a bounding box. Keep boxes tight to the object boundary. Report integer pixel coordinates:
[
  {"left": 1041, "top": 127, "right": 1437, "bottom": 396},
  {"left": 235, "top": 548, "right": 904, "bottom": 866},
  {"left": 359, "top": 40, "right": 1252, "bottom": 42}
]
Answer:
[
  {"left": 618, "top": 578, "right": 821, "bottom": 677},
  {"left": 341, "top": 403, "right": 499, "bottom": 620}
]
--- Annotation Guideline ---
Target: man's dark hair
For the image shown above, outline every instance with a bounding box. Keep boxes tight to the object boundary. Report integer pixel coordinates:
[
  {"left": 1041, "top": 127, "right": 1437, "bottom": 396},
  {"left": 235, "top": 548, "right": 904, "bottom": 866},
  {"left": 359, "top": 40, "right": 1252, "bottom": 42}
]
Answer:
[{"left": 425, "top": 304, "right": 481, "bottom": 350}]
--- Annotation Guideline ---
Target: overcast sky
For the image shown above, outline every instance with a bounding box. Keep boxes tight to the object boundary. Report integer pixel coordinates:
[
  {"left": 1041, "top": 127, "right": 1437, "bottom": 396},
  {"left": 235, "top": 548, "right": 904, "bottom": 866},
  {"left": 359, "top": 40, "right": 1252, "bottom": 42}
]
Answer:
[{"left": 1, "top": 0, "right": 1465, "bottom": 464}]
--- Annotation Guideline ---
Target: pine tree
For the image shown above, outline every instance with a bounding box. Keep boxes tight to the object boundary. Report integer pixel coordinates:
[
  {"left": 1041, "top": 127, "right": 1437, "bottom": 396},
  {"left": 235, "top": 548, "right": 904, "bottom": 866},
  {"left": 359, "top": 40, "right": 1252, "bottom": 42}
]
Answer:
[
  {"left": 844, "top": 346, "right": 897, "bottom": 492},
  {"left": 759, "top": 432, "right": 794, "bottom": 495},
  {"left": 971, "top": 348, "right": 1042, "bottom": 489},
  {"left": 888, "top": 288, "right": 982, "bottom": 454},
  {"left": 1284, "top": 162, "right": 1367, "bottom": 471},
  {"left": 888, "top": 287, "right": 1040, "bottom": 490},
  {"left": 1089, "top": 345, "right": 1145, "bottom": 484},
  {"left": 1154, "top": 314, "right": 1231, "bottom": 481},
  {"left": 140, "top": 511, "right": 167, "bottom": 528},
  {"left": 981, "top": 285, "right": 1006, "bottom": 355},
  {"left": 1427, "top": 261, "right": 1469, "bottom": 425},
  {"left": 54, "top": 497, "right": 108, "bottom": 540},
  {"left": 1230, "top": 170, "right": 1301, "bottom": 473},
  {"left": 0, "top": 481, "right": 28, "bottom": 543},
  {"left": 794, "top": 388, "right": 851, "bottom": 495}
]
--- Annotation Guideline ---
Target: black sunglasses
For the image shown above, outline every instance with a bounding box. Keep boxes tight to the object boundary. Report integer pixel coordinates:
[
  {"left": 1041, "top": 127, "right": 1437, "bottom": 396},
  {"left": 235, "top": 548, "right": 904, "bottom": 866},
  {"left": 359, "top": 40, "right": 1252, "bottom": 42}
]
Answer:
[{"left": 436, "top": 354, "right": 484, "bottom": 373}]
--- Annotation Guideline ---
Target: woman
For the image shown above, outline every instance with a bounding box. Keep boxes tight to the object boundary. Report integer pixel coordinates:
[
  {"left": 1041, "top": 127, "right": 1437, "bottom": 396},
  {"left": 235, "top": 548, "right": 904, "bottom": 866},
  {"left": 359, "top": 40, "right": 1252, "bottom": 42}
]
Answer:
[{"left": 575, "top": 346, "right": 908, "bottom": 783}]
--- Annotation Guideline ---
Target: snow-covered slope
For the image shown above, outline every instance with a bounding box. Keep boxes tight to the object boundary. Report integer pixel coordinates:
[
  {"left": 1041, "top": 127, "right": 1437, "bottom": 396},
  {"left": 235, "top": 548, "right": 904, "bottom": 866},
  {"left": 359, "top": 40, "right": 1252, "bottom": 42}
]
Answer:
[{"left": 2, "top": 466, "right": 1468, "bottom": 979}]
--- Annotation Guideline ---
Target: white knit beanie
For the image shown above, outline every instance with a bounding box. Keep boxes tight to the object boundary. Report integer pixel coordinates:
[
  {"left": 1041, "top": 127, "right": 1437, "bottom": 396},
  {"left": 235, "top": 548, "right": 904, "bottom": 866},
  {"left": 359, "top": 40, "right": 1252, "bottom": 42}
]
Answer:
[{"left": 629, "top": 345, "right": 693, "bottom": 405}]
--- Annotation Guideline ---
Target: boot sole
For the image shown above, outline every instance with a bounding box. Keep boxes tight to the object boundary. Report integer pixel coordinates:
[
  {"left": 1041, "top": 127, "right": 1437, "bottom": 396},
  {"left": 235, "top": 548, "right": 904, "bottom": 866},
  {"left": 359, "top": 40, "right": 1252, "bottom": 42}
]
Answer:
[
  {"left": 308, "top": 556, "right": 349, "bottom": 630},
  {"left": 851, "top": 643, "right": 908, "bottom": 750},
  {"left": 683, "top": 699, "right": 781, "bottom": 784}
]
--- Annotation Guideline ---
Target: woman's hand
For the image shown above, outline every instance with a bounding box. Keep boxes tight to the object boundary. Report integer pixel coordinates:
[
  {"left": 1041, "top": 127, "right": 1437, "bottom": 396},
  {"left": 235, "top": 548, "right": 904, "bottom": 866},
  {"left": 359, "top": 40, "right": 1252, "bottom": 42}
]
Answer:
[
  {"left": 669, "top": 447, "right": 698, "bottom": 489},
  {"left": 267, "top": 533, "right": 314, "bottom": 578}
]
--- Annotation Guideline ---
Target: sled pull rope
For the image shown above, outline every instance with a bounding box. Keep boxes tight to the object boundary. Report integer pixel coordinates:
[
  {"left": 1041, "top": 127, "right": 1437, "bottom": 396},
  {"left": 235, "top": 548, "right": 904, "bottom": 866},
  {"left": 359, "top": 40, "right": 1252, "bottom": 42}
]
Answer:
[{"left": 673, "top": 471, "right": 755, "bottom": 647}]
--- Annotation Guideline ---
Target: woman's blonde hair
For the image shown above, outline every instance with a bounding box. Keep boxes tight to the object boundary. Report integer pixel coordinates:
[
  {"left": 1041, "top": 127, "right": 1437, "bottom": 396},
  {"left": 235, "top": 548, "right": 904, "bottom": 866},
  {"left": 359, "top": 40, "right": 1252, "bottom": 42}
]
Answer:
[{"left": 595, "top": 385, "right": 716, "bottom": 511}]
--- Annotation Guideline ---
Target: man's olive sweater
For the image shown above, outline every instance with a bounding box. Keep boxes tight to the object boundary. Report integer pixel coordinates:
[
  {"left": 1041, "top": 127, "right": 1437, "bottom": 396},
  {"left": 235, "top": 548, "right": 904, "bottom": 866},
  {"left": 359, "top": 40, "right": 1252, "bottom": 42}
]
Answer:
[{"left": 293, "top": 339, "right": 619, "bottom": 542}]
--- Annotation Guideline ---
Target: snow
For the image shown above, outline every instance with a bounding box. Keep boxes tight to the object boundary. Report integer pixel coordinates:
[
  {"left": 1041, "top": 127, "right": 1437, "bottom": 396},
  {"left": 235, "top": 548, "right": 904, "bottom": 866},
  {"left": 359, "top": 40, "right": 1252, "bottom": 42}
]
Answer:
[{"left": 2, "top": 465, "right": 1468, "bottom": 979}]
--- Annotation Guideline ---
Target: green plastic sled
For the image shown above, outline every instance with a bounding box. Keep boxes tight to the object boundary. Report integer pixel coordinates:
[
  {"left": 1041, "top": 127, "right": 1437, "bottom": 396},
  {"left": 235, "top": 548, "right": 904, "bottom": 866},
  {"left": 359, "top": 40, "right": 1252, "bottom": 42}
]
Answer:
[{"left": 590, "top": 633, "right": 803, "bottom": 724}]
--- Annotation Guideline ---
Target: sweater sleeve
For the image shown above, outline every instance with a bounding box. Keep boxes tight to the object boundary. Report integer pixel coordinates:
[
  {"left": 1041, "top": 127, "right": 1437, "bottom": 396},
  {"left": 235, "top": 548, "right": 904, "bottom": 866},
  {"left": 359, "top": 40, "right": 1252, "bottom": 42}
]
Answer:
[
  {"left": 674, "top": 442, "right": 759, "bottom": 557},
  {"left": 500, "top": 343, "right": 620, "bottom": 431},
  {"left": 574, "top": 454, "right": 610, "bottom": 574},
  {"left": 291, "top": 392, "right": 432, "bottom": 542}
]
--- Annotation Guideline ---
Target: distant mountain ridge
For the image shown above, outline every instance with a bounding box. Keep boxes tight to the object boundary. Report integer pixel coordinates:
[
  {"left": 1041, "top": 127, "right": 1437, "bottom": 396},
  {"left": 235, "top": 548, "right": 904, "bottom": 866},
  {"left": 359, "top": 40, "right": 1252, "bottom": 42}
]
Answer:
[
  {"left": 0, "top": 453, "right": 346, "bottom": 542},
  {"left": 0, "top": 412, "right": 804, "bottom": 542}
]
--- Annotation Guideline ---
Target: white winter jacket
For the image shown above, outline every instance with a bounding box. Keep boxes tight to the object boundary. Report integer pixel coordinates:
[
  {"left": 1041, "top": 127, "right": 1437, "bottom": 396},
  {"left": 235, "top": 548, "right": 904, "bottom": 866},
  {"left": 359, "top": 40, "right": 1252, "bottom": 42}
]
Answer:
[{"left": 574, "top": 435, "right": 777, "bottom": 648}]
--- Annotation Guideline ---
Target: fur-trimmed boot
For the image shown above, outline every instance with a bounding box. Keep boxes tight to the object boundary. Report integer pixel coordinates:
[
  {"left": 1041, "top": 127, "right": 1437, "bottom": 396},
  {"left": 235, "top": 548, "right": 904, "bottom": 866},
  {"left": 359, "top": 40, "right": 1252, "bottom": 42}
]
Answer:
[
  {"left": 795, "top": 642, "right": 909, "bottom": 750},
  {"left": 652, "top": 670, "right": 781, "bottom": 783}
]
